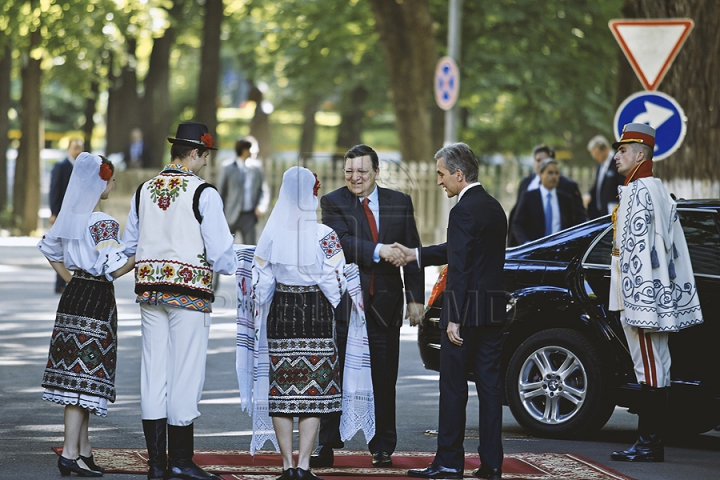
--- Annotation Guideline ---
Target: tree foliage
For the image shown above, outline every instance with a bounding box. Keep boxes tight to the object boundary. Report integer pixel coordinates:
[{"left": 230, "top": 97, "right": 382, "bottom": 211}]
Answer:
[{"left": 454, "top": 0, "right": 623, "bottom": 161}]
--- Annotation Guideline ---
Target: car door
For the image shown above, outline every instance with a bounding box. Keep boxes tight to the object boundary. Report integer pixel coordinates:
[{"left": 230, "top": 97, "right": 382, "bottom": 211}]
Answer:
[{"left": 667, "top": 209, "right": 720, "bottom": 386}]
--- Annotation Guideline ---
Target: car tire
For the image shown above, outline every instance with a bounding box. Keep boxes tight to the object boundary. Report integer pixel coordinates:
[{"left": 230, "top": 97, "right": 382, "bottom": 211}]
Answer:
[{"left": 505, "top": 328, "right": 614, "bottom": 439}]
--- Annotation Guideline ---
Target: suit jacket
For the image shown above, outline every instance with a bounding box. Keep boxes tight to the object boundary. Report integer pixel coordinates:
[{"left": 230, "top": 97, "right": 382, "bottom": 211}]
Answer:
[
  {"left": 49, "top": 158, "right": 74, "bottom": 216},
  {"left": 508, "top": 174, "right": 586, "bottom": 246},
  {"left": 123, "top": 140, "right": 152, "bottom": 168},
  {"left": 321, "top": 186, "right": 424, "bottom": 328},
  {"left": 216, "top": 160, "right": 269, "bottom": 227},
  {"left": 510, "top": 188, "right": 578, "bottom": 245},
  {"left": 420, "top": 185, "right": 507, "bottom": 328},
  {"left": 588, "top": 159, "right": 624, "bottom": 219}
]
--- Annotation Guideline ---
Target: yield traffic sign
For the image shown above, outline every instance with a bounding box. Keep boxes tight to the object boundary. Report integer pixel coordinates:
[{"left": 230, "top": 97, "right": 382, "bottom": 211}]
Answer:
[
  {"left": 434, "top": 57, "right": 460, "bottom": 111},
  {"left": 614, "top": 91, "right": 687, "bottom": 161},
  {"left": 609, "top": 19, "right": 694, "bottom": 91}
]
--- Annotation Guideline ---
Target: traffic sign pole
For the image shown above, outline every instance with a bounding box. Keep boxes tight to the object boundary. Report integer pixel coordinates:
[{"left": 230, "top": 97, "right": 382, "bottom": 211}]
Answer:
[{"left": 444, "top": 0, "right": 462, "bottom": 145}]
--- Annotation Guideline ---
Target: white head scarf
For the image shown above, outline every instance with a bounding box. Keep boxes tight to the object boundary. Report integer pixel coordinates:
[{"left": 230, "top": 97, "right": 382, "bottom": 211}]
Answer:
[
  {"left": 45, "top": 152, "right": 109, "bottom": 240},
  {"left": 255, "top": 166, "right": 318, "bottom": 266}
]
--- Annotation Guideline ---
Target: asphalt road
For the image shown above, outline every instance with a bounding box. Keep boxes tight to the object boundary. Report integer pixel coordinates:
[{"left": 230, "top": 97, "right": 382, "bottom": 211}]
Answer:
[{"left": 1, "top": 237, "right": 719, "bottom": 479}]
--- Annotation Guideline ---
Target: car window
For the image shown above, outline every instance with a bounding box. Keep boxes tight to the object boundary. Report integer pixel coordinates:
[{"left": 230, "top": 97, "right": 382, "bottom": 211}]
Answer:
[
  {"left": 583, "top": 227, "right": 613, "bottom": 266},
  {"left": 678, "top": 210, "right": 720, "bottom": 276}
]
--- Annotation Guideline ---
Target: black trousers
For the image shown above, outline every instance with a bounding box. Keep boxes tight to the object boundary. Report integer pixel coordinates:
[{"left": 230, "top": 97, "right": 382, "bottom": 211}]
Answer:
[
  {"left": 435, "top": 326, "right": 504, "bottom": 470},
  {"left": 318, "top": 315, "right": 400, "bottom": 454}
]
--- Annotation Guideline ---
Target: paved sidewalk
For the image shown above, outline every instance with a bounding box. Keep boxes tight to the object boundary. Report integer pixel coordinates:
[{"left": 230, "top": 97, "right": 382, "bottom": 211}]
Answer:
[{"left": 2, "top": 237, "right": 720, "bottom": 479}]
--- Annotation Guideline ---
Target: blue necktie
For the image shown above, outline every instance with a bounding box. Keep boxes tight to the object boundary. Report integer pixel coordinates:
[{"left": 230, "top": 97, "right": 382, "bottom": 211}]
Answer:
[{"left": 544, "top": 192, "right": 553, "bottom": 236}]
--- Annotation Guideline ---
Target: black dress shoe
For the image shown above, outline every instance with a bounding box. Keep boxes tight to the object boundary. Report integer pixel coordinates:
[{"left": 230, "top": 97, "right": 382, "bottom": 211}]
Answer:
[
  {"left": 57, "top": 456, "right": 103, "bottom": 477},
  {"left": 472, "top": 464, "right": 502, "bottom": 479},
  {"left": 309, "top": 445, "right": 334, "bottom": 468},
  {"left": 79, "top": 454, "right": 106, "bottom": 474},
  {"left": 408, "top": 462, "right": 463, "bottom": 479},
  {"left": 372, "top": 451, "right": 393, "bottom": 467},
  {"left": 277, "top": 467, "right": 297, "bottom": 480},
  {"left": 295, "top": 467, "right": 324, "bottom": 480}
]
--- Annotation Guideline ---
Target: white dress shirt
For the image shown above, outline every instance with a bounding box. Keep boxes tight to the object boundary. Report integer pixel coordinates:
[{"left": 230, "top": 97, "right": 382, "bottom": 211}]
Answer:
[{"left": 539, "top": 184, "right": 561, "bottom": 234}]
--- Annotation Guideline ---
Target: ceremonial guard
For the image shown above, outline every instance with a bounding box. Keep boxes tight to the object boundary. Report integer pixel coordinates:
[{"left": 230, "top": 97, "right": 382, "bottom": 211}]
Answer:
[{"left": 609, "top": 123, "right": 703, "bottom": 463}]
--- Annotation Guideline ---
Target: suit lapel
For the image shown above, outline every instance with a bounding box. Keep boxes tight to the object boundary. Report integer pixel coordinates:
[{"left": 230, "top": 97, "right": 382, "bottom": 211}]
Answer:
[
  {"left": 377, "top": 187, "right": 390, "bottom": 243},
  {"left": 344, "top": 187, "right": 372, "bottom": 240}
]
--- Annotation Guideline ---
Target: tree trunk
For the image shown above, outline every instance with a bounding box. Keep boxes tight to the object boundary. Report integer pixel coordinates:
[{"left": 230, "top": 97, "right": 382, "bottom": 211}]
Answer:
[
  {"left": 82, "top": 80, "right": 99, "bottom": 152},
  {"left": 142, "top": 4, "right": 182, "bottom": 169},
  {"left": 299, "top": 95, "right": 321, "bottom": 163},
  {"left": 106, "top": 39, "right": 141, "bottom": 156},
  {"left": 0, "top": 45, "right": 11, "bottom": 213},
  {"left": 195, "top": 0, "right": 223, "bottom": 165},
  {"left": 617, "top": 0, "right": 720, "bottom": 186},
  {"left": 367, "top": 0, "right": 437, "bottom": 162},
  {"left": 15, "top": 34, "right": 43, "bottom": 235}
]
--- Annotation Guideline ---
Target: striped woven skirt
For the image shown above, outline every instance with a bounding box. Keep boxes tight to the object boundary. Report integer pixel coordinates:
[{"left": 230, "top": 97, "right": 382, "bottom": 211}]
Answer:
[
  {"left": 41, "top": 271, "right": 118, "bottom": 416},
  {"left": 267, "top": 284, "right": 341, "bottom": 417}
]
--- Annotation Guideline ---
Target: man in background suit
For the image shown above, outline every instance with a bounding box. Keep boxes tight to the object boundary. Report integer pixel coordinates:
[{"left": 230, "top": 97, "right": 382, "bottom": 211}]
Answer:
[
  {"left": 48, "top": 138, "right": 84, "bottom": 293},
  {"left": 315, "top": 144, "right": 424, "bottom": 468},
  {"left": 400, "top": 143, "right": 507, "bottom": 480},
  {"left": 507, "top": 144, "right": 585, "bottom": 246},
  {"left": 586, "top": 135, "right": 624, "bottom": 219},
  {"left": 216, "top": 137, "right": 269, "bottom": 245},
  {"left": 123, "top": 127, "right": 152, "bottom": 169}
]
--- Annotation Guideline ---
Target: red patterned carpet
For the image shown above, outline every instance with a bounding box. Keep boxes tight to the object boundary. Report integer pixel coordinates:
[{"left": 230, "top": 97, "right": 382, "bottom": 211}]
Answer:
[{"left": 52, "top": 448, "right": 635, "bottom": 479}]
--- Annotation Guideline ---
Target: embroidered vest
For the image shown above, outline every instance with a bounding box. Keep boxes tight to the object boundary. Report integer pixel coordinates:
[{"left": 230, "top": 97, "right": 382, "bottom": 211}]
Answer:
[{"left": 135, "top": 167, "right": 215, "bottom": 300}]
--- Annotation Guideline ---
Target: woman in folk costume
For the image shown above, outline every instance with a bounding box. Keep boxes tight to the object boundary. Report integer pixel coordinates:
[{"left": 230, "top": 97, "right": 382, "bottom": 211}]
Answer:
[
  {"left": 252, "top": 166, "right": 347, "bottom": 480},
  {"left": 609, "top": 123, "right": 703, "bottom": 463},
  {"left": 38, "top": 153, "right": 135, "bottom": 477}
]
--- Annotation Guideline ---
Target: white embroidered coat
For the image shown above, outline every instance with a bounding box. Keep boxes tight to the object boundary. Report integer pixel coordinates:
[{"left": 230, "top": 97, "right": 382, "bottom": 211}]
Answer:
[{"left": 610, "top": 177, "right": 703, "bottom": 332}]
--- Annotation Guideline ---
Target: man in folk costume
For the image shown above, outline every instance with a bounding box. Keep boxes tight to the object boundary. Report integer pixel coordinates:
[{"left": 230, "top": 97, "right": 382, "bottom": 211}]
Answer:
[
  {"left": 123, "top": 122, "right": 237, "bottom": 480},
  {"left": 609, "top": 123, "right": 703, "bottom": 463}
]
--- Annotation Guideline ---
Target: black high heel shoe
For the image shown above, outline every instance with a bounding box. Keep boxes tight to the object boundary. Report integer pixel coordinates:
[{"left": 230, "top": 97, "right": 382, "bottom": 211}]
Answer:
[
  {"left": 79, "top": 454, "right": 106, "bottom": 473},
  {"left": 58, "top": 455, "right": 103, "bottom": 477}
]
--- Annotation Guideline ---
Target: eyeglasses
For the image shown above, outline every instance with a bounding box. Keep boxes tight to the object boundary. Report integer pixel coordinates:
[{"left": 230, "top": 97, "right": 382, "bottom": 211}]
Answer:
[{"left": 344, "top": 169, "right": 371, "bottom": 178}]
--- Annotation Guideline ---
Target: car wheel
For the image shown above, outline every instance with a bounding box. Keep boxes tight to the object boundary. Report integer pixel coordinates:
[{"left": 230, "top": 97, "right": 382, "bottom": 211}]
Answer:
[{"left": 506, "top": 328, "right": 614, "bottom": 439}]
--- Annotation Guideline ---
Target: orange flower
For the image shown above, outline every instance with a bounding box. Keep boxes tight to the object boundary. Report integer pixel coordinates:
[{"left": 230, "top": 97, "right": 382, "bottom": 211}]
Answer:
[
  {"left": 99, "top": 163, "right": 113, "bottom": 181},
  {"left": 200, "top": 133, "right": 214, "bottom": 148}
]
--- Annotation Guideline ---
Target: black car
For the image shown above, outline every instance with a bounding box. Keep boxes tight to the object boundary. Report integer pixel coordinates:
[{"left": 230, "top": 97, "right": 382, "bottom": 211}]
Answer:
[{"left": 417, "top": 200, "right": 720, "bottom": 439}]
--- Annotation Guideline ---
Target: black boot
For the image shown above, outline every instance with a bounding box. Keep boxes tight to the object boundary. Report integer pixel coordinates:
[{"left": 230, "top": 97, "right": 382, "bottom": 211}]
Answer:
[
  {"left": 143, "top": 418, "right": 168, "bottom": 479},
  {"left": 167, "top": 424, "right": 221, "bottom": 480},
  {"left": 611, "top": 385, "right": 667, "bottom": 462}
]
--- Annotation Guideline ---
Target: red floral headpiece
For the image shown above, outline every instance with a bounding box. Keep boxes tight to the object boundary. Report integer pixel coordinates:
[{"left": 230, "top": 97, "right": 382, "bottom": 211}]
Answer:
[
  {"left": 99, "top": 163, "right": 113, "bottom": 181},
  {"left": 200, "top": 133, "right": 215, "bottom": 148},
  {"left": 313, "top": 173, "right": 321, "bottom": 196}
]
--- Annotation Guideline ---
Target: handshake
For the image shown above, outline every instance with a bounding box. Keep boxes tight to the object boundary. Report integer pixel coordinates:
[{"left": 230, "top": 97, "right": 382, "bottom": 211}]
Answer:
[{"left": 379, "top": 243, "right": 417, "bottom": 267}]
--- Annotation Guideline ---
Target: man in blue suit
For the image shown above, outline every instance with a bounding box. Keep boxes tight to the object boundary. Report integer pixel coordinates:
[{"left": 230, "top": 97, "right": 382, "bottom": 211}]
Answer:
[
  {"left": 315, "top": 144, "right": 425, "bottom": 469},
  {"left": 48, "top": 138, "right": 84, "bottom": 293},
  {"left": 400, "top": 143, "right": 507, "bottom": 480}
]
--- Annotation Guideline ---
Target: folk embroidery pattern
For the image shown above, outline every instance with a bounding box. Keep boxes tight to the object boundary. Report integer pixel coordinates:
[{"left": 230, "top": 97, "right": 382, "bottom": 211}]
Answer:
[
  {"left": 147, "top": 171, "right": 189, "bottom": 211},
  {"left": 89, "top": 220, "right": 120, "bottom": 245},
  {"left": 320, "top": 231, "right": 342, "bottom": 259}
]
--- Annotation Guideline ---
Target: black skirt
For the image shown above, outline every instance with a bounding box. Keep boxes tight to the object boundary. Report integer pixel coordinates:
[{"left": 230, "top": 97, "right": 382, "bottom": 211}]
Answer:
[
  {"left": 266, "top": 284, "right": 341, "bottom": 417},
  {"left": 41, "top": 271, "right": 118, "bottom": 402}
]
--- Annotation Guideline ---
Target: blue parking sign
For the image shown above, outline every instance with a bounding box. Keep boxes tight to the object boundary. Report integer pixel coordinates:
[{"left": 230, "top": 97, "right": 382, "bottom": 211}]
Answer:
[{"left": 614, "top": 91, "right": 687, "bottom": 161}]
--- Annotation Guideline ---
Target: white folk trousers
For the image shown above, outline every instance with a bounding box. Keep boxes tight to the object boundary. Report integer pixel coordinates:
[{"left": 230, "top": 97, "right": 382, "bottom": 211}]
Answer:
[
  {"left": 621, "top": 312, "right": 671, "bottom": 388},
  {"left": 140, "top": 303, "right": 211, "bottom": 425}
]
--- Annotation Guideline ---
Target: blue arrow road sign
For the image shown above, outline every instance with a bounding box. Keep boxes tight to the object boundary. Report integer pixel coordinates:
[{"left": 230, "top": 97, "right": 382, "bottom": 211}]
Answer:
[{"left": 614, "top": 91, "right": 687, "bottom": 161}]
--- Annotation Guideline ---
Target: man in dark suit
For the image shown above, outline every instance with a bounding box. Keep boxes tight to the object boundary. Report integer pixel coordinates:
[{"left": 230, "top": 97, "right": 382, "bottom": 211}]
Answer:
[
  {"left": 315, "top": 144, "right": 424, "bottom": 468},
  {"left": 400, "top": 143, "right": 507, "bottom": 480},
  {"left": 216, "top": 137, "right": 269, "bottom": 245},
  {"left": 507, "top": 144, "right": 585, "bottom": 246},
  {"left": 510, "top": 158, "right": 581, "bottom": 245},
  {"left": 123, "top": 127, "right": 152, "bottom": 169},
  {"left": 586, "top": 135, "right": 624, "bottom": 219},
  {"left": 48, "top": 138, "right": 84, "bottom": 293}
]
